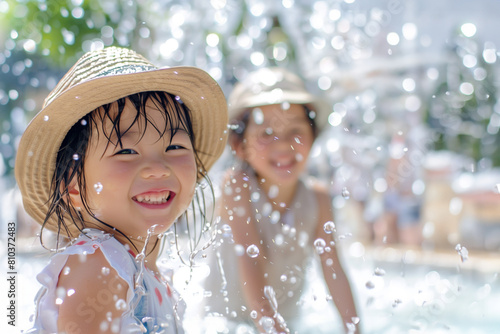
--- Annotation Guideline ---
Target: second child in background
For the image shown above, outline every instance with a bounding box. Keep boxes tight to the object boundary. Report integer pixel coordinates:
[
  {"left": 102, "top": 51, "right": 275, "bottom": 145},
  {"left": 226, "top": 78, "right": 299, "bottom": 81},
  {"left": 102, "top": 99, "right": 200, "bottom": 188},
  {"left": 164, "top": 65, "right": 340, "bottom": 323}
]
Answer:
[{"left": 204, "top": 67, "right": 361, "bottom": 333}]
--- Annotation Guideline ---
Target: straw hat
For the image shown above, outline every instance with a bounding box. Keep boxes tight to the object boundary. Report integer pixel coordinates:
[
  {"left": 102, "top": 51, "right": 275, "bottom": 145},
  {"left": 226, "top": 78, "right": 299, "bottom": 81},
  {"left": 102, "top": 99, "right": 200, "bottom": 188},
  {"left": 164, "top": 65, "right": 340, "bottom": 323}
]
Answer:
[
  {"left": 15, "top": 47, "right": 228, "bottom": 234},
  {"left": 228, "top": 67, "right": 330, "bottom": 131}
]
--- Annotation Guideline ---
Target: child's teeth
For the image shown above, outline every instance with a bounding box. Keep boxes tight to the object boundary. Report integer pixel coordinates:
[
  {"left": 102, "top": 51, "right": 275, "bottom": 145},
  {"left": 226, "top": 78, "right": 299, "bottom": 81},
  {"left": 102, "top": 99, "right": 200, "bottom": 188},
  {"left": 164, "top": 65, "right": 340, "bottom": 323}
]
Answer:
[{"left": 135, "top": 192, "right": 170, "bottom": 204}]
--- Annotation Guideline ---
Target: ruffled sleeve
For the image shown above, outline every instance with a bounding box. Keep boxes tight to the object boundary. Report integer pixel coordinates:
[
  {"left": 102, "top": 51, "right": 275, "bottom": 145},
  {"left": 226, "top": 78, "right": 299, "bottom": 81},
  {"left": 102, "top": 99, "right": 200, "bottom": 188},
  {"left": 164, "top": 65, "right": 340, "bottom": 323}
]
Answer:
[{"left": 30, "top": 229, "right": 137, "bottom": 333}]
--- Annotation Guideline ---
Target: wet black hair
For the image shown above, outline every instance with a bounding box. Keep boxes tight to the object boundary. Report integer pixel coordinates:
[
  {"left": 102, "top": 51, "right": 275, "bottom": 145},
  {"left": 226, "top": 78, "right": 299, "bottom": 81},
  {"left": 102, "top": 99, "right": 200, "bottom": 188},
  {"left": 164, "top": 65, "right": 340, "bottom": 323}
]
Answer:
[{"left": 43, "top": 91, "right": 213, "bottom": 253}]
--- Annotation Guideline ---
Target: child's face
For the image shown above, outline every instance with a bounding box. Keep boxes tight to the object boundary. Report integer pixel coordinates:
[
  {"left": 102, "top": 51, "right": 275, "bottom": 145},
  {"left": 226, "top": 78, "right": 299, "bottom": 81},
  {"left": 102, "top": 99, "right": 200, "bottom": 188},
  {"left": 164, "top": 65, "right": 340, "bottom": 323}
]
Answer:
[
  {"left": 237, "top": 103, "right": 314, "bottom": 187},
  {"left": 72, "top": 99, "right": 197, "bottom": 238}
]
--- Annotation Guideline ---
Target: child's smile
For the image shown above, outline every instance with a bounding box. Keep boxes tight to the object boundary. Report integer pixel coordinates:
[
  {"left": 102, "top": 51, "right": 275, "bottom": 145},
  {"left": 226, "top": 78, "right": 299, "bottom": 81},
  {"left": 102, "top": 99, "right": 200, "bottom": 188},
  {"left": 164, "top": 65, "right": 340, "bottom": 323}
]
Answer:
[
  {"left": 132, "top": 190, "right": 173, "bottom": 206},
  {"left": 70, "top": 99, "right": 197, "bottom": 240}
]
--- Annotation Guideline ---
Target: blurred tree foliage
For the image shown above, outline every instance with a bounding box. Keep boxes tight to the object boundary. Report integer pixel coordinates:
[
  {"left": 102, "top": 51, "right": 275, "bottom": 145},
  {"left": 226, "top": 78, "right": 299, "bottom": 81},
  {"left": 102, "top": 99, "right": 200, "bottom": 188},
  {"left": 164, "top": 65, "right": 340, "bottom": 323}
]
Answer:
[
  {"left": 0, "top": 0, "right": 148, "bottom": 174},
  {"left": 425, "top": 29, "right": 500, "bottom": 167},
  {"left": 1, "top": 0, "right": 146, "bottom": 66}
]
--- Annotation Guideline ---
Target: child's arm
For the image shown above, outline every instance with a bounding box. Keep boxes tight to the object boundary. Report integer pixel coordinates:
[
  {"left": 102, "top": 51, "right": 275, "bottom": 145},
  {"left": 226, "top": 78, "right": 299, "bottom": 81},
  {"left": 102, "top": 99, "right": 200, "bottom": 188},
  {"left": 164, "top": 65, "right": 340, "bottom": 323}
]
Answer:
[
  {"left": 57, "top": 249, "right": 128, "bottom": 333},
  {"left": 218, "top": 170, "right": 287, "bottom": 333},
  {"left": 314, "top": 186, "right": 362, "bottom": 334}
]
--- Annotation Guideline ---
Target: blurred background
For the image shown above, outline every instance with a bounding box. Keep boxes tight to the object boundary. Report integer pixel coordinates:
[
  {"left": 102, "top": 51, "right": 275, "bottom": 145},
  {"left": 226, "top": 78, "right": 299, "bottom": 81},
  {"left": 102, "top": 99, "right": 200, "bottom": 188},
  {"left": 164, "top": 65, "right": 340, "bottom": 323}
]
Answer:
[{"left": 1, "top": 0, "right": 500, "bottom": 333}]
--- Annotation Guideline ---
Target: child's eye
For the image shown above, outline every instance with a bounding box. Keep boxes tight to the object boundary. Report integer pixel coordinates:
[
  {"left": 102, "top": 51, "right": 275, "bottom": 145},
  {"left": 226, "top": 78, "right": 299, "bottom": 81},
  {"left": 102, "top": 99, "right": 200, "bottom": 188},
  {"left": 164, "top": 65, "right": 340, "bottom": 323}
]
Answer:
[
  {"left": 166, "top": 144, "right": 185, "bottom": 151},
  {"left": 115, "top": 148, "right": 137, "bottom": 155}
]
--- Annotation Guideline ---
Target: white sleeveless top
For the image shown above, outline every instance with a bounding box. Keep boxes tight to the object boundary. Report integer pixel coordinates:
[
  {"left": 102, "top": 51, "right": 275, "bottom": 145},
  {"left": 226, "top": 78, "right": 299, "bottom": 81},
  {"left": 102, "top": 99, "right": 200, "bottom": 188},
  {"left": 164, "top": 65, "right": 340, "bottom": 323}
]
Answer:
[
  {"left": 205, "top": 169, "right": 319, "bottom": 324},
  {"left": 28, "top": 229, "right": 185, "bottom": 334}
]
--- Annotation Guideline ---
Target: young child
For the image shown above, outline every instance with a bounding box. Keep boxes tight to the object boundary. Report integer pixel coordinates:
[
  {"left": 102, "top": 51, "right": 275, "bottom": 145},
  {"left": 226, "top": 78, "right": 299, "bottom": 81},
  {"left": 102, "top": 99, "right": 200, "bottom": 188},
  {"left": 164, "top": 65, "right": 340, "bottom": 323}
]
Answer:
[
  {"left": 15, "top": 47, "right": 228, "bottom": 333},
  {"left": 205, "top": 67, "right": 360, "bottom": 333}
]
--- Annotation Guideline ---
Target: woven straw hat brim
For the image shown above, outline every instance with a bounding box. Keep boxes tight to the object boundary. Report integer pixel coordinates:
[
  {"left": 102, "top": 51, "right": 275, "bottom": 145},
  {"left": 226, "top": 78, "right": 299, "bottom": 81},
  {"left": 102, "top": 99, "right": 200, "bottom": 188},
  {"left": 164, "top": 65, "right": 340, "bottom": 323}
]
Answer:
[
  {"left": 15, "top": 66, "right": 228, "bottom": 237},
  {"left": 227, "top": 68, "right": 331, "bottom": 131}
]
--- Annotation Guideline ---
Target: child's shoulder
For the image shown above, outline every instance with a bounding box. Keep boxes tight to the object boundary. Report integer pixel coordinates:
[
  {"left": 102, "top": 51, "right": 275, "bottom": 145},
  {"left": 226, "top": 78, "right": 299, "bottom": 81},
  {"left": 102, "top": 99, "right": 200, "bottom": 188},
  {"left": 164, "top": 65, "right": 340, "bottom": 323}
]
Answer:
[{"left": 56, "top": 244, "right": 129, "bottom": 331}]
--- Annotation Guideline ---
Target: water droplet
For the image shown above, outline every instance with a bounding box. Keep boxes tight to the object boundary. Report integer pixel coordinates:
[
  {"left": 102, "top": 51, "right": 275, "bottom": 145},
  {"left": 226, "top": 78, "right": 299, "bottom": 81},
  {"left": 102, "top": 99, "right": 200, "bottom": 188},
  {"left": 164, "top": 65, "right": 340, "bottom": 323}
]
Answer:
[
  {"left": 274, "top": 233, "right": 284, "bottom": 246},
  {"left": 280, "top": 274, "right": 287, "bottom": 282},
  {"left": 455, "top": 244, "right": 469, "bottom": 262},
  {"left": 323, "top": 221, "right": 336, "bottom": 234},
  {"left": 246, "top": 244, "right": 260, "bottom": 258},
  {"left": 63, "top": 266, "right": 71, "bottom": 275},
  {"left": 72, "top": 154, "right": 79, "bottom": 161},
  {"left": 80, "top": 119, "right": 87, "bottom": 126},
  {"left": 251, "top": 191, "right": 260, "bottom": 202},
  {"left": 43, "top": 115, "right": 49, "bottom": 121},
  {"left": 259, "top": 316, "right": 275, "bottom": 331},
  {"left": 270, "top": 210, "right": 280, "bottom": 224},
  {"left": 268, "top": 185, "right": 279, "bottom": 199},
  {"left": 56, "top": 287, "right": 66, "bottom": 300},
  {"left": 67, "top": 289, "right": 75, "bottom": 296},
  {"left": 374, "top": 267, "right": 386, "bottom": 276},
  {"left": 252, "top": 108, "right": 264, "bottom": 125},
  {"left": 94, "top": 182, "right": 103, "bottom": 194},
  {"left": 224, "top": 241, "right": 240, "bottom": 256},
  {"left": 250, "top": 310, "right": 258, "bottom": 319},
  {"left": 314, "top": 238, "right": 326, "bottom": 254},
  {"left": 342, "top": 187, "right": 350, "bottom": 199},
  {"left": 262, "top": 202, "right": 272, "bottom": 216},
  {"left": 115, "top": 299, "right": 127, "bottom": 311},
  {"left": 99, "top": 321, "right": 109, "bottom": 331},
  {"left": 365, "top": 280, "right": 375, "bottom": 289},
  {"left": 221, "top": 224, "right": 232, "bottom": 237},
  {"left": 101, "top": 267, "right": 110, "bottom": 276}
]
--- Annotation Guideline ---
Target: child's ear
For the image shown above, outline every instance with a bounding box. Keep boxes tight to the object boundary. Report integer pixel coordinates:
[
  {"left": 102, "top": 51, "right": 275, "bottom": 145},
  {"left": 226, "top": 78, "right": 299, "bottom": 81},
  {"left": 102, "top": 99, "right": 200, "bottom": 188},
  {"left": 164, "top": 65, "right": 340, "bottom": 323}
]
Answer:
[
  {"left": 230, "top": 137, "right": 246, "bottom": 160},
  {"left": 67, "top": 180, "right": 83, "bottom": 209}
]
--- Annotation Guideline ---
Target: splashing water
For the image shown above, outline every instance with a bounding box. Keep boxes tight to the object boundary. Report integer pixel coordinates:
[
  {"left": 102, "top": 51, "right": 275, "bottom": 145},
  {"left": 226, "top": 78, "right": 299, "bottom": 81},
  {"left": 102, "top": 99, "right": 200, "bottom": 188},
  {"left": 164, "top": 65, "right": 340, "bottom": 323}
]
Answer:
[
  {"left": 220, "top": 224, "right": 232, "bottom": 238},
  {"left": 455, "top": 244, "right": 469, "bottom": 262},
  {"left": 341, "top": 187, "right": 350, "bottom": 199},
  {"left": 94, "top": 182, "right": 103, "bottom": 194},
  {"left": 216, "top": 251, "right": 228, "bottom": 291},
  {"left": 127, "top": 224, "right": 171, "bottom": 333},
  {"left": 270, "top": 211, "right": 281, "bottom": 224},
  {"left": 263, "top": 285, "right": 290, "bottom": 333},
  {"left": 268, "top": 185, "right": 279, "bottom": 199},
  {"left": 259, "top": 316, "right": 275, "bottom": 333},
  {"left": 314, "top": 238, "right": 326, "bottom": 254},
  {"left": 323, "top": 221, "right": 336, "bottom": 234},
  {"left": 246, "top": 244, "right": 260, "bottom": 258}
]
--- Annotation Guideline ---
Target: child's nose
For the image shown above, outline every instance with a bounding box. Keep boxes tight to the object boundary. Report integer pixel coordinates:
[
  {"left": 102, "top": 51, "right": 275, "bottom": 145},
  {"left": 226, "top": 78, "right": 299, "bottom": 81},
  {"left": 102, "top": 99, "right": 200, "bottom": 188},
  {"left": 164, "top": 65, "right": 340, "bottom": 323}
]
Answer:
[{"left": 141, "top": 162, "right": 171, "bottom": 179}]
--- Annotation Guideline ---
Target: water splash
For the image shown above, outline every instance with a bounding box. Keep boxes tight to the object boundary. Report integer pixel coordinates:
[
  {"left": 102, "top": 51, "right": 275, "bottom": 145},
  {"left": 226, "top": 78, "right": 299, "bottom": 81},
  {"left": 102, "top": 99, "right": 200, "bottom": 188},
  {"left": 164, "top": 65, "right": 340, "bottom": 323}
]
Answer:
[
  {"left": 215, "top": 250, "right": 228, "bottom": 291},
  {"left": 246, "top": 244, "right": 260, "bottom": 258},
  {"left": 455, "top": 244, "right": 469, "bottom": 262},
  {"left": 268, "top": 185, "right": 279, "bottom": 199},
  {"left": 263, "top": 285, "right": 290, "bottom": 333},
  {"left": 341, "top": 187, "right": 350, "bottom": 199},
  {"left": 323, "top": 221, "right": 336, "bottom": 234},
  {"left": 93, "top": 182, "right": 103, "bottom": 194},
  {"left": 314, "top": 238, "right": 326, "bottom": 254}
]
